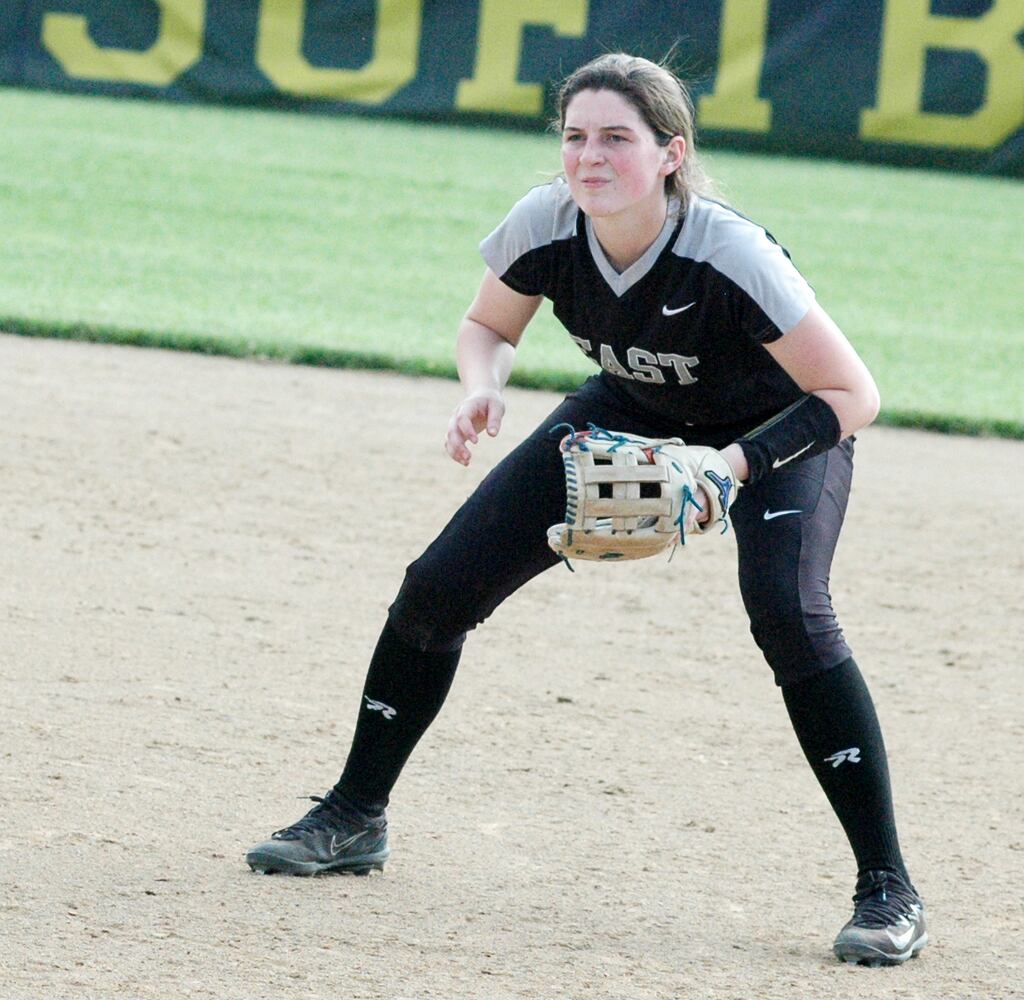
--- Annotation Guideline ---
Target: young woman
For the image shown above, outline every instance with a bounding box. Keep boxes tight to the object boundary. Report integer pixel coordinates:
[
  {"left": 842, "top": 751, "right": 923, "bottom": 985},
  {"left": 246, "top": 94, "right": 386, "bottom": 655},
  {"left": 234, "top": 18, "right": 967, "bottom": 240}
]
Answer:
[{"left": 247, "top": 53, "right": 927, "bottom": 967}]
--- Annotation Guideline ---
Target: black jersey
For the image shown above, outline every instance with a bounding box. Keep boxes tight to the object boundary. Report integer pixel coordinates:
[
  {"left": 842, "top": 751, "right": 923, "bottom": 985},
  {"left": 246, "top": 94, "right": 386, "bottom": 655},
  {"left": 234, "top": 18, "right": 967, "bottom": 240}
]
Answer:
[{"left": 480, "top": 179, "right": 815, "bottom": 439}]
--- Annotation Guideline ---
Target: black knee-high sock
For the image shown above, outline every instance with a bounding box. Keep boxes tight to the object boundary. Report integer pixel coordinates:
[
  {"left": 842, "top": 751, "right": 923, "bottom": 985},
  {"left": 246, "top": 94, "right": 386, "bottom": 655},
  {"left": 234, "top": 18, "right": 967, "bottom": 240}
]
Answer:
[
  {"left": 782, "top": 658, "right": 907, "bottom": 879},
  {"left": 335, "top": 622, "right": 461, "bottom": 815}
]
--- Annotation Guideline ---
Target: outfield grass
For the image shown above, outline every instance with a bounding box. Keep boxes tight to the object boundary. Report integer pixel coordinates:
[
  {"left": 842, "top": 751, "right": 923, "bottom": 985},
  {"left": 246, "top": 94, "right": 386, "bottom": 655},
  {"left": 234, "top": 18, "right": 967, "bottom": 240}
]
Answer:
[{"left": 1, "top": 86, "right": 1021, "bottom": 437}]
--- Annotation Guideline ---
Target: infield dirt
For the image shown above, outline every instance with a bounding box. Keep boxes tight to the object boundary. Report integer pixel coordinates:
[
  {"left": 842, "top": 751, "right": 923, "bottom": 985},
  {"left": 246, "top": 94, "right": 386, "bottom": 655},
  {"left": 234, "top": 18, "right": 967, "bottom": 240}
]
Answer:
[{"left": 1, "top": 334, "right": 1021, "bottom": 1000}]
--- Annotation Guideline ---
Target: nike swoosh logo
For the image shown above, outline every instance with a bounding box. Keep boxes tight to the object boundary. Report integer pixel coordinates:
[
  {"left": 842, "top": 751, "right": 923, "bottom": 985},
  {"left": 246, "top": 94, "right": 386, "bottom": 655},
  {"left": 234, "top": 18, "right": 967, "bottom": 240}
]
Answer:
[
  {"left": 885, "top": 924, "right": 917, "bottom": 951},
  {"left": 662, "top": 302, "right": 696, "bottom": 316},
  {"left": 329, "top": 831, "right": 367, "bottom": 856},
  {"left": 772, "top": 442, "right": 815, "bottom": 469},
  {"left": 763, "top": 509, "right": 802, "bottom": 520}
]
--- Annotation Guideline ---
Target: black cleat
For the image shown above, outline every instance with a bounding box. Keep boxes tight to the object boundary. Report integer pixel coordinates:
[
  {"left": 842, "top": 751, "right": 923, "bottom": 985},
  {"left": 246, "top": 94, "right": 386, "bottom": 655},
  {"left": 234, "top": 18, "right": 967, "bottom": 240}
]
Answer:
[
  {"left": 833, "top": 869, "right": 928, "bottom": 966},
  {"left": 246, "top": 790, "right": 389, "bottom": 876}
]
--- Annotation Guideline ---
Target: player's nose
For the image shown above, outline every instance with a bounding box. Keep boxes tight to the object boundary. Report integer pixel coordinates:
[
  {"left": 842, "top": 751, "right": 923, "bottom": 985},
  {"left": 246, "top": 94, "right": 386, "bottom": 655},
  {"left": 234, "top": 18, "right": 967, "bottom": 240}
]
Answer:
[{"left": 580, "top": 138, "right": 605, "bottom": 164}]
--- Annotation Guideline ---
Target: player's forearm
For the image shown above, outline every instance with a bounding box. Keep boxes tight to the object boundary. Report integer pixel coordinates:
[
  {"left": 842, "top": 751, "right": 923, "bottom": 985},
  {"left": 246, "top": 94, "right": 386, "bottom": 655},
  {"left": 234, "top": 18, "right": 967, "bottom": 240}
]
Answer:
[
  {"left": 721, "top": 383, "right": 877, "bottom": 486},
  {"left": 456, "top": 319, "right": 517, "bottom": 395},
  {"left": 720, "top": 443, "right": 750, "bottom": 483},
  {"left": 729, "top": 391, "right": 849, "bottom": 484}
]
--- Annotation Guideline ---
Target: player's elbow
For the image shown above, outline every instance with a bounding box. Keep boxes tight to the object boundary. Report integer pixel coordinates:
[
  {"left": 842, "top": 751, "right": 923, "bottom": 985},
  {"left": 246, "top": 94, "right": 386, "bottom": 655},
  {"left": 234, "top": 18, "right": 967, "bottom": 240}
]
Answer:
[
  {"left": 846, "top": 379, "right": 881, "bottom": 435},
  {"left": 827, "top": 378, "right": 880, "bottom": 438},
  {"left": 862, "top": 378, "right": 881, "bottom": 428}
]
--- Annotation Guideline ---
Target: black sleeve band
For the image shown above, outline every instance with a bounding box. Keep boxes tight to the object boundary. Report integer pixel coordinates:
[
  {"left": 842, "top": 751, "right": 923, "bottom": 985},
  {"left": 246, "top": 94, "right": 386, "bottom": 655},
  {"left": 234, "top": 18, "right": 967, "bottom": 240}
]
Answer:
[{"left": 737, "top": 394, "right": 842, "bottom": 484}]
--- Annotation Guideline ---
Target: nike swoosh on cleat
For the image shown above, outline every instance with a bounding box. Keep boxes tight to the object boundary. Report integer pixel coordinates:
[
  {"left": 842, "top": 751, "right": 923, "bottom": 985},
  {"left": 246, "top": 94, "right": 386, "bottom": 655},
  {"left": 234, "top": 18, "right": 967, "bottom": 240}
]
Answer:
[
  {"left": 662, "top": 302, "right": 696, "bottom": 316},
  {"left": 329, "top": 831, "right": 367, "bottom": 856},
  {"left": 763, "top": 509, "right": 802, "bottom": 520},
  {"left": 885, "top": 924, "right": 917, "bottom": 951}
]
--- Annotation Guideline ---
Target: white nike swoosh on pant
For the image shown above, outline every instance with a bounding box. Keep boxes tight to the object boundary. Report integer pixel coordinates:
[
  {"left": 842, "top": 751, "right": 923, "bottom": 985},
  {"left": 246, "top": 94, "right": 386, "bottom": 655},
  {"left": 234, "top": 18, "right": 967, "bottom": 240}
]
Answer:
[{"left": 763, "top": 509, "right": 802, "bottom": 520}]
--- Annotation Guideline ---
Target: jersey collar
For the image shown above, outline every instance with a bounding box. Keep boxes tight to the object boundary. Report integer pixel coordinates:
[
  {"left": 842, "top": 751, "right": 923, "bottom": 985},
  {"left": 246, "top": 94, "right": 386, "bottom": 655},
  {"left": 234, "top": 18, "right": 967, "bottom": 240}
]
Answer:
[{"left": 583, "top": 200, "right": 682, "bottom": 298}]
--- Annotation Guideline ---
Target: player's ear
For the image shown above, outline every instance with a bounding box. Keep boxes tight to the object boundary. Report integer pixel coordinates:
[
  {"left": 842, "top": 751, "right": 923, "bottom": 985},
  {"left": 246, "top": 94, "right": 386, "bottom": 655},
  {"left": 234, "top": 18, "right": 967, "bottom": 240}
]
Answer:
[{"left": 661, "top": 135, "right": 685, "bottom": 175}]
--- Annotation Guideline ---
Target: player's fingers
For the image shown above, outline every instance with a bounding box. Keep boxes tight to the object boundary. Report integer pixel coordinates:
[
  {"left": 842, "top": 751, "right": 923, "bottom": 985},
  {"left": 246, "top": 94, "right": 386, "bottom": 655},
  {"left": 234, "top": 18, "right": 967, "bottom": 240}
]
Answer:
[
  {"left": 448, "top": 408, "right": 483, "bottom": 463},
  {"left": 444, "top": 416, "right": 470, "bottom": 464},
  {"left": 685, "top": 486, "right": 710, "bottom": 531},
  {"left": 443, "top": 431, "right": 471, "bottom": 466},
  {"left": 456, "top": 412, "right": 480, "bottom": 444},
  {"left": 485, "top": 396, "right": 505, "bottom": 437},
  {"left": 445, "top": 394, "right": 501, "bottom": 464}
]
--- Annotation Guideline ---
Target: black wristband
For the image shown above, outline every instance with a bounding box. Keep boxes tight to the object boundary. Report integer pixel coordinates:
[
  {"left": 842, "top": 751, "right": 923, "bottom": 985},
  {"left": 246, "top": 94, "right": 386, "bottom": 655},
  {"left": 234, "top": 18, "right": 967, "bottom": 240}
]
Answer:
[{"left": 737, "top": 394, "right": 841, "bottom": 484}]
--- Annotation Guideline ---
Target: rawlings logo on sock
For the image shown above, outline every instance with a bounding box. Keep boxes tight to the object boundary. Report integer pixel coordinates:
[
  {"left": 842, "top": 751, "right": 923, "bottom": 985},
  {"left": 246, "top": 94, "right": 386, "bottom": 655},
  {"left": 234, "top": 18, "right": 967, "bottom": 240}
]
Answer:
[
  {"left": 824, "top": 747, "right": 861, "bottom": 767},
  {"left": 364, "top": 696, "right": 396, "bottom": 720}
]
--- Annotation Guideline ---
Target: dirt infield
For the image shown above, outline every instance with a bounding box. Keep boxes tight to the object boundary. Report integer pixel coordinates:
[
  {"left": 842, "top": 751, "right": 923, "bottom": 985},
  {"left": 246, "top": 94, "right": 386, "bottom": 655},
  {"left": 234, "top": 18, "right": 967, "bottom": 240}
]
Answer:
[{"left": 1, "top": 333, "right": 1021, "bottom": 1000}]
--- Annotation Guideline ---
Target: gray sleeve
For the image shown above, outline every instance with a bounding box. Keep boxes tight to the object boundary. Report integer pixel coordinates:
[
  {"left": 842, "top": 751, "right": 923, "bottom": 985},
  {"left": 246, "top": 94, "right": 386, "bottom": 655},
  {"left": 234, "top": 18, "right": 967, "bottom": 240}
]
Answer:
[
  {"left": 676, "top": 202, "right": 816, "bottom": 339},
  {"left": 479, "top": 181, "right": 576, "bottom": 295}
]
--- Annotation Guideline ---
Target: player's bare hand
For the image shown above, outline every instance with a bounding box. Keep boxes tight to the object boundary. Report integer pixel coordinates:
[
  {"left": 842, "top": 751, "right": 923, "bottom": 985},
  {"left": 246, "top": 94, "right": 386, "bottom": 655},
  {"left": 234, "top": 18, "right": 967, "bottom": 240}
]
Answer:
[
  {"left": 445, "top": 390, "right": 505, "bottom": 465},
  {"left": 685, "top": 485, "right": 711, "bottom": 532}
]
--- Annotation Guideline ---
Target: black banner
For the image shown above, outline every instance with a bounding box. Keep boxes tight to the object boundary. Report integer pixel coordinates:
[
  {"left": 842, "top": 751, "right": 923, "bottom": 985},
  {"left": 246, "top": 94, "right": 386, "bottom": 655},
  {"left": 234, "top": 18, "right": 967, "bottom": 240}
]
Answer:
[{"left": 2, "top": 1, "right": 1022, "bottom": 176}]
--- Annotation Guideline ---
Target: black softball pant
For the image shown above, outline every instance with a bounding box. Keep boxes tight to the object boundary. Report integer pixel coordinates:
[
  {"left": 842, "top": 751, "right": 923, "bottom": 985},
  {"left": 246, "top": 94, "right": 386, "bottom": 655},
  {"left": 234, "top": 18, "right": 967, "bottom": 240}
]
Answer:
[{"left": 389, "top": 391, "right": 854, "bottom": 686}]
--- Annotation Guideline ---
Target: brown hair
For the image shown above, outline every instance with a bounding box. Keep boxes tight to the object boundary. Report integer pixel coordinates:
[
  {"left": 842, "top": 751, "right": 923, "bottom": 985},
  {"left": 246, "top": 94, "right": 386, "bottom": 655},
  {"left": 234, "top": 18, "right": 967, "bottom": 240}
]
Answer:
[{"left": 554, "top": 53, "right": 716, "bottom": 208}]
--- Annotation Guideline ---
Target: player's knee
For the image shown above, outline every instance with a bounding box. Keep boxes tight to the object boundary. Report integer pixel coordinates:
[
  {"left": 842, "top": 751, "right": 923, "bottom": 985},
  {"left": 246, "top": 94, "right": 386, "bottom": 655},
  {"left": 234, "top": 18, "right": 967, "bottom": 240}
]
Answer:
[
  {"left": 748, "top": 611, "right": 851, "bottom": 686},
  {"left": 749, "top": 613, "right": 814, "bottom": 672},
  {"left": 387, "top": 563, "right": 471, "bottom": 653}
]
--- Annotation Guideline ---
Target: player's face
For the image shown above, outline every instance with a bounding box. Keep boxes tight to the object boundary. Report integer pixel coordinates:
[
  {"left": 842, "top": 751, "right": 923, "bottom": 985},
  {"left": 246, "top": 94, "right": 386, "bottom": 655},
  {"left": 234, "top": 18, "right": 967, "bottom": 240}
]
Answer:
[{"left": 561, "top": 88, "right": 679, "bottom": 221}]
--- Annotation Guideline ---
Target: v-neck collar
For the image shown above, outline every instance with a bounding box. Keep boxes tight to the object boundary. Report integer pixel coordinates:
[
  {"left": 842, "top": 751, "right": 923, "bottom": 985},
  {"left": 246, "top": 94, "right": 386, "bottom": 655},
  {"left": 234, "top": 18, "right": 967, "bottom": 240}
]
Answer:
[{"left": 584, "top": 204, "right": 682, "bottom": 297}]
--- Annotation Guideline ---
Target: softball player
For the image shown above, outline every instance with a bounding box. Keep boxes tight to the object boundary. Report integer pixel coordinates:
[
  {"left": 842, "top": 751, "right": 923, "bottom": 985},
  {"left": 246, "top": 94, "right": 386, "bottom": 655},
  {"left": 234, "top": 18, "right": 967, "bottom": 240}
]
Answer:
[{"left": 247, "top": 53, "right": 927, "bottom": 967}]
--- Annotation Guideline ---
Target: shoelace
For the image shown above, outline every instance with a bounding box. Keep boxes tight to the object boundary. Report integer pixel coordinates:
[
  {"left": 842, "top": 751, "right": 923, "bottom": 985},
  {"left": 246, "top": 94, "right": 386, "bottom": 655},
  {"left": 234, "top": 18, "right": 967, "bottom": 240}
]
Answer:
[
  {"left": 850, "top": 871, "right": 921, "bottom": 928},
  {"left": 273, "top": 794, "right": 352, "bottom": 839}
]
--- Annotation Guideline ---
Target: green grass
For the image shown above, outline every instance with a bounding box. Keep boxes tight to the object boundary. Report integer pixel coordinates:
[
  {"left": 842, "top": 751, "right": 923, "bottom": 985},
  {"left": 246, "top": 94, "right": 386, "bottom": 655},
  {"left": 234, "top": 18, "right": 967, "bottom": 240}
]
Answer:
[{"left": 1, "top": 86, "right": 1021, "bottom": 437}]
